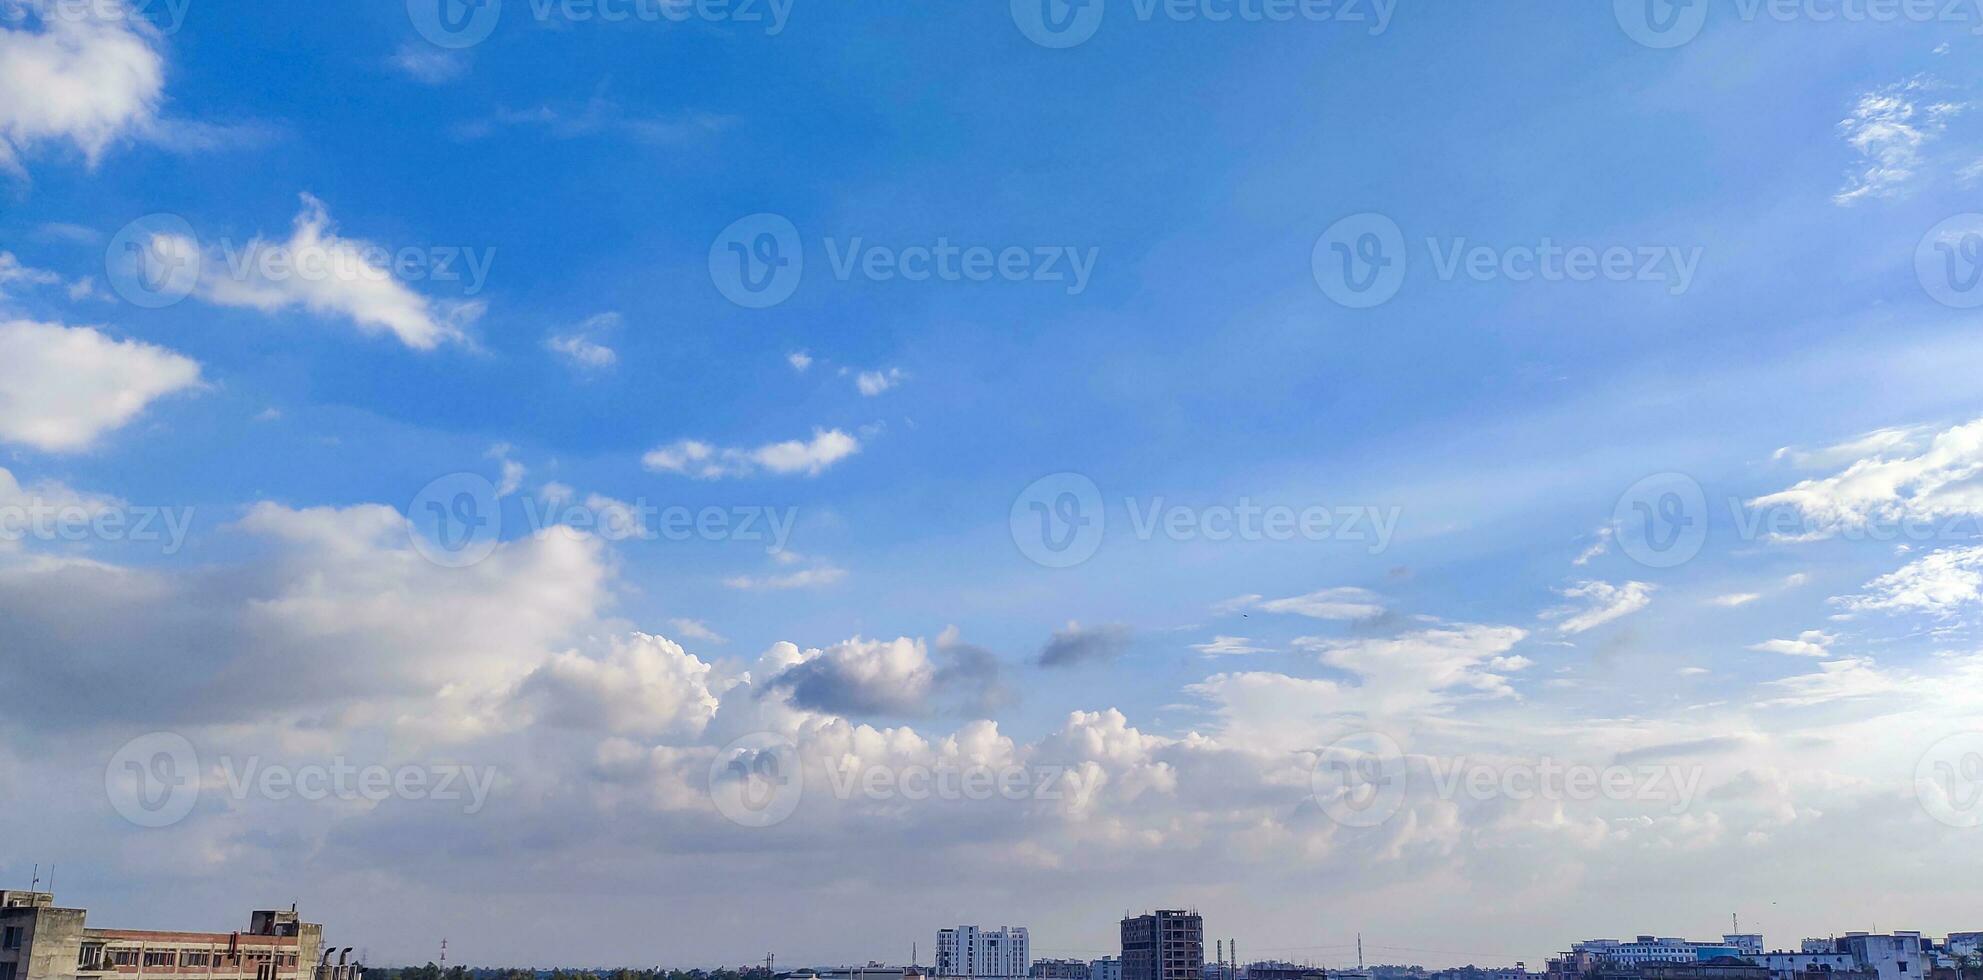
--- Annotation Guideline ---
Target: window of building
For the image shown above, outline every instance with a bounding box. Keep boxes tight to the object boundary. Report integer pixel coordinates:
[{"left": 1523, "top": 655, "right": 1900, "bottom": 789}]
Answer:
[
  {"left": 182, "top": 952, "right": 212, "bottom": 968},
  {"left": 144, "top": 951, "right": 177, "bottom": 968},
  {"left": 110, "top": 949, "right": 142, "bottom": 967},
  {"left": 2, "top": 927, "right": 21, "bottom": 950}
]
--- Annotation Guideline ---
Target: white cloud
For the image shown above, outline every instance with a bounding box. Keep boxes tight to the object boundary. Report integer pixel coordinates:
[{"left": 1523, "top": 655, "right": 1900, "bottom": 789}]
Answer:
[
  {"left": 1226, "top": 587, "right": 1385, "bottom": 620},
  {"left": 644, "top": 428, "right": 860, "bottom": 479},
  {"left": 1710, "top": 592, "right": 1761, "bottom": 607},
  {"left": 0, "top": 2, "right": 164, "bottom": 175},
  {"left": 855, "top": 368, "right": 904, "bottom": 396},
  {"left": 388, "top": 43, "right": 466, "bottom": 84},
  {"left": 1573, "top": 525, "right": 1613, "bottom": 566},
  {"left": 515, "top": 632, "right": 720, "bottom": 738},
  {"left": 1749, "top": 417, "right": 1983, "bottom": 537},
  {"left": 1544, "top": 580, "right": 1654, "bottom": 635},
  {"left": 180, "top": 194, "right": 479, "bottom": 350},
  {"left": 1191, "top": 635, "right": 1266, "bottom": 656},
  {"left": 487, "top": 443, "right": 525, "bottom": 497},
  {"left": 1833, "top": 78, "right": 1963, "bottom": 205},
  {"left": 668, "top": 618, "right": 725, "bottom": 644},
  {"left": 787, "top": 350, "right": 813, "bottom": 372},
  {"left": 0, "top": 319, "right": 201, "bottom": 451},
  {"left": 0, "top": 251, "right": 60, "bottom": 297},
  {"left": 547, "top": 312, "right": 619, "bottom": 370},
  {"left": 723, "top": 563, "right": 847, "bottom": 590},
  {"left": 1293, "top": 623, "right": 1531, "bottom": 715},
  {"left": 762, "top": 635, "right": 935, "bottom": 715},
  {"left": 1748, "top": 630, "right": 1838, "bottom": 658},
  {"left": 1834, "top": 544, "right": 1983, "bottom": 616}
]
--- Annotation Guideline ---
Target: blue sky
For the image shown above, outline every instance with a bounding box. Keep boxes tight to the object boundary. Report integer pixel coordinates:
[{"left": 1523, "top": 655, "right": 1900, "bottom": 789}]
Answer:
[{"left": 5, "top": 0, "right": 1983, "bottom": 971}]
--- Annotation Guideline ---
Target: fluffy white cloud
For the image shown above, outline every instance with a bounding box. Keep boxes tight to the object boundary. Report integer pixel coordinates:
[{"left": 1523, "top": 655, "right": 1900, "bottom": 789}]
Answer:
[
  {"left": 763, "top": 636, "right": 936, "bottom": 715},
  {"left": 1191, "top": 635, "right": 1266, "bottom": 656},
  {"left": 0, "top": 2, "right": 164, "bottom": 174},
  {"left": 0, "top": 319, "right": 201, "bottom": 451},
  {"left": 547, "top": 312, "right": 619, "bottom": 369},
  {"left": 1835, "top": 544, "right": 1983, "bottom": 616},
  {"left": 1544, "top": 580, "right": 1654, "bottom": 634},
  {"left": 644, "top": 428, "right": 860, "bottom": 479},
  {"left": 1749, "top": 417, "right": 1983, "bottom": 537},
  {"left": 516, "top": 633, "right": 721, "bottom": 738},
  {"left": 1294, "top": 623, "right": 1530, "bottom": 715},
  {"left": 176, "top": 194, "right": 479, "bottom": 349},
  {"left": 855, "top": 368, "right": 904, "bottom": 396}
]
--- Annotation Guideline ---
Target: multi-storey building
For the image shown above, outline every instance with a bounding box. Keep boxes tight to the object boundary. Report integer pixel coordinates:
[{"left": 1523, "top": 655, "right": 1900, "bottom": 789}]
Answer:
[
  {"left": 1121, "top": 911, "right": 1203, "bottom": 980},
  {"left": 0, "top": 893, "right": 359, "bottom": 980},
  {"left": 1089, "top": 959, "right": 1120, "bottom": 980},
  {"left": 1571, "top": 939, "right": 1747, "bottom": 967},
  {"left": 1834, "top": 934, "right": 1929, "bottom": 980},
  {"left": 1031, "top": 962, "right": 1089, "bottom": 980},
  {"left": 937, "top": 928, "right": 1030, "bottom": 980},
  {"left": 1755, "top": 952, "right": 1861, "bottom": 980}
]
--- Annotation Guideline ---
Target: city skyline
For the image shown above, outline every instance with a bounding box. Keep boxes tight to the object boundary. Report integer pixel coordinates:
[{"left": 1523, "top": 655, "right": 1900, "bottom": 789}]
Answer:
[{"left": 3, "top": 0, "right": 1983, "bottom": 970}]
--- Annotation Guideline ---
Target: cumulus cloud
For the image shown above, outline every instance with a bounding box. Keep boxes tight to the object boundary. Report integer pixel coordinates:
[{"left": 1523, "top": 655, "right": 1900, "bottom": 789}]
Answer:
[
  {"left": 1544, "top": 580, "right": 1654, "bottom": 635},
  {"left": 515, "top": 632, "right": 721, "bottom": 738},
  {"left": 169, "top": 194, "right": 481, "bottom": 349},
  {"left": 762, "top": 636, "right": 937, "bottom": 716},
  {"left": 1037, "top": 621, "right": 1132, "bottom": 668},
  {"left": 644, "top": 428, "right": 860, "bottom": 479},
  {"left": 0, "top": 319, "right": 202, "bottom": 451},
  {"left": 0, "top": 1, "right": 164, "bottom": 175}
]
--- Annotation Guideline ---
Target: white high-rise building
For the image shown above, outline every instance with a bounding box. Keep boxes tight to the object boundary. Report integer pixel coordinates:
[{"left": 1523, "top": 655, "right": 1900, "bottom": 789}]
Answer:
[{"left": 938, "top": 926, "right": 1031, "bottom": 980}]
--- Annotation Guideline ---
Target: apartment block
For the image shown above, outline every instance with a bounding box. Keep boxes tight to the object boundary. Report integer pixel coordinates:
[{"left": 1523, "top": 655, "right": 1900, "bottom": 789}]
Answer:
[
  {"left": 936, "top": 927, "right": 1030, "bottom": 980},
  {"left": 1121, "top": 911, "right": 1203, "bottom": 980}
]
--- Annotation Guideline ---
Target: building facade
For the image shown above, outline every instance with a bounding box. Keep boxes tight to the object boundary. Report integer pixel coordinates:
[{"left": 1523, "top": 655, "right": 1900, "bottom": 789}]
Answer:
[
  {"left": 1834, "top": 934, "right": 1929, "bottom": 980},
  {"left": 1090, "top": 959, "right": 1120, "bottom": 980},
  {"left": 937, "top": 928, "right": 1030, "bottom": 980},
  {"left": 1122, "top": 911, "right": 1204, "bottom": 980},
  {"left": 0, "top": 894, "right": 356, "bottom": 980},
  {"left": 1031, "top": 962, "right": 1089, "bottom": 980}
]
